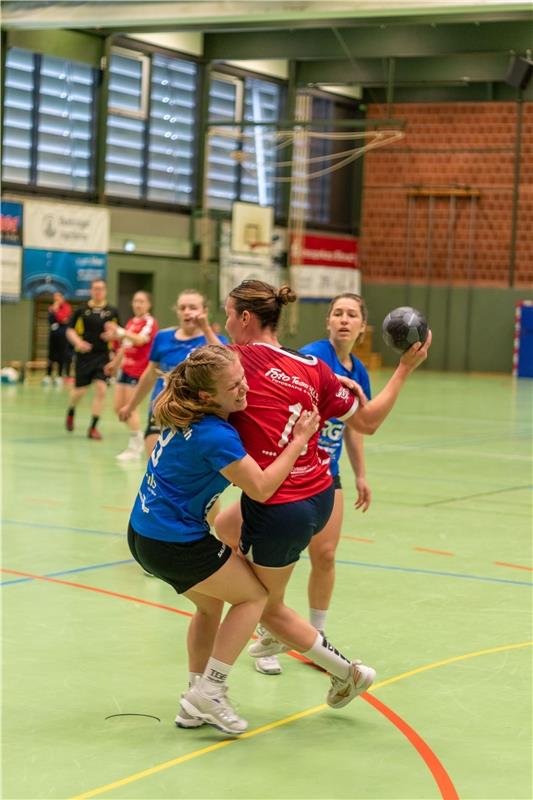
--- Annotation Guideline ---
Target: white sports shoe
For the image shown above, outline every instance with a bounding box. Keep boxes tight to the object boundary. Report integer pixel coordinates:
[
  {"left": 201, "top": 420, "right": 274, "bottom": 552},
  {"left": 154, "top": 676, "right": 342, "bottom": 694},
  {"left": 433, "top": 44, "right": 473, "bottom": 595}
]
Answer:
[
  {"left": 115, "top": 447, "right": 141, "bottom": 461},
  {"left": 326, "top": 661, "right": 376, "bottom": 709},
  {"left": 248, "top": 627, "right": 290, "bottom": 659},
  {"left": 255, "top": 655, "right": 282, "bottom": 675},
  {"left": 175, "top": 696, "right": 205, "bottom": 729},
  {"left": 41, "top": 376, "right": 51, "bottom": 386},
  {"left": 180, "top": 684, "right": 247, "bottom": 735},
  {"left": 53, "top": 376, "right": 63, "bottom": 387}
]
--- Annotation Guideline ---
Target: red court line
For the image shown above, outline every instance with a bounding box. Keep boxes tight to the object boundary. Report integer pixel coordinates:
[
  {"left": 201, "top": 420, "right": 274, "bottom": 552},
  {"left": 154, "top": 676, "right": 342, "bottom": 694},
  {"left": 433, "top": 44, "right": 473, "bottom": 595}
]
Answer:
[
  {"left": 494, "top": 561, "right": 533, "bottom": 572},
  {"left": 3, "top": 566, "right": 459, "bottom": 799},
  {"left": 0, "top": 568, "right": 193, "bottom": 618},
  {"left": 413, "top": 547, "right": 455, "bottom": 557},
  {"left": 342, "top": 535, "right": 375, "bottom": 543},
  {"left": 363, "top": 694, "right": 459, "bottom": 800}
]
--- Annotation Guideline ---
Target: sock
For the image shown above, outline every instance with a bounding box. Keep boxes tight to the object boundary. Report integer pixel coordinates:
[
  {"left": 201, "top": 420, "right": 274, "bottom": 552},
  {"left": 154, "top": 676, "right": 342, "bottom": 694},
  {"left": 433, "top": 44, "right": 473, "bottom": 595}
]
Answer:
[
  {"left": 303, "top": 632, "right": 351, "bottom": 680},
  {"left": 90, "top": 415, "right": 99, "bottom": 430},
  {"left": 199, "top": 657, "right": 231, "bottom": 694},
  {"left": 309, "top": 608, "right": 328, "bottom": 635},
  {"left": 189, "top": 671, "right": 203, "bottom": 688},
  {"left": 67, "top": 406, "right": 75, "bottom": 417}
]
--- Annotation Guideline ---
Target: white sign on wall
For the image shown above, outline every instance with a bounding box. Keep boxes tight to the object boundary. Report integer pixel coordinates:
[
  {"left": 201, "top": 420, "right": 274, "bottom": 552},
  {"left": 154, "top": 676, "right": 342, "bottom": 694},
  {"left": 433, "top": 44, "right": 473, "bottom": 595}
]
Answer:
[
  {"left": 0, "top": 246, "right": 22, "bottom": 302},
  {"left": 23, "top": 200, "right": 110, "bottom": 253},
  {"left": 290, "top": 265, "right": 361, "bottom": 300}
]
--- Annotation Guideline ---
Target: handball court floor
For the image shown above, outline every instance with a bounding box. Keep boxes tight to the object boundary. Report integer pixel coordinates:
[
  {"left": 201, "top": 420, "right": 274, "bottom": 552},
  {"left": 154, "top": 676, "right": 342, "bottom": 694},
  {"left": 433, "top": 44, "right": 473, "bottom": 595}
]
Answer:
[{"left": 1, "top": 370, "right": 532, "bottom": 800}]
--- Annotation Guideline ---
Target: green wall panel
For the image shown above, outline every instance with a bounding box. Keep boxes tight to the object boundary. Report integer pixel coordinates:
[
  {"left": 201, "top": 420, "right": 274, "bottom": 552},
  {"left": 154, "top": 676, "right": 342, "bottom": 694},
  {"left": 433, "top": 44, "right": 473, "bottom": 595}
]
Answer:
[
  {"left": 1, "top": 300, "right": 34, "bottom": 363},
  {"left": 7, "top": 29, "right": 103, "bottom": 67}
]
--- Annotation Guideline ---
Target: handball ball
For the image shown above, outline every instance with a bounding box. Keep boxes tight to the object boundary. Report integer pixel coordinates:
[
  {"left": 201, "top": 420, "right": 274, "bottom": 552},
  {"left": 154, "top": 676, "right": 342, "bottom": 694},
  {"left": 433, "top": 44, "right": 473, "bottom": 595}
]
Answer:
[
  {"left": 382, "top": 307, "right": 428, "bottom": 353},
  {"left": 0, "top": 367, "right": 19, "bottom": 384}
]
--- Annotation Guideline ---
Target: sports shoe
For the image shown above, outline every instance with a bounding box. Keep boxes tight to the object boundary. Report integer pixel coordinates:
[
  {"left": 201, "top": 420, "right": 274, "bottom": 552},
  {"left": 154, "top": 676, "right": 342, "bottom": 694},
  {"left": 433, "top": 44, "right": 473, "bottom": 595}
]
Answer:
[
  {"left": 87, "top": 427, "right": 102, "bottom": 440},
  {"left": 248, "top": 627, "right": 290, "bottom": 659},
  {"left": 326, "top": 661, "right": 376, "bottom": 709},
  {"left": 53, "top": 376, "right": 63, "bottom": 387},
  {"left": 255, "top": 655, "right": 282, "bottom": 675},
  {"left": 115, "top": 447, "right": 141, "bottom": 461},
  {"left": 66, "top": 413, "right": 74, "bottom": 432},
  {"left": 41, "top": 376, "right": 51, "bottom": 387},
  {"left": 180, "top": 684, "right": 247, "bottom": 735},
  {"left": 175, "top": 697, "right": 205, "bottom": 729}
]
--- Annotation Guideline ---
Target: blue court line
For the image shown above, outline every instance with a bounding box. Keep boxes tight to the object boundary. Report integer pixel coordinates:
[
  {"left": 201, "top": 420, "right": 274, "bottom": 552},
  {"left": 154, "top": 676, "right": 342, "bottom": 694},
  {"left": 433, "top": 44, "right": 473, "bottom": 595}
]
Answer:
[
  {"left": 1, "top": 559, "right": 135, "bottom": 586},
  {"left": 301, "top": 556, "right": 533, "bottom": 587},
  {"left": 1, "top": 519, "right": 125, "bottom": 538}
]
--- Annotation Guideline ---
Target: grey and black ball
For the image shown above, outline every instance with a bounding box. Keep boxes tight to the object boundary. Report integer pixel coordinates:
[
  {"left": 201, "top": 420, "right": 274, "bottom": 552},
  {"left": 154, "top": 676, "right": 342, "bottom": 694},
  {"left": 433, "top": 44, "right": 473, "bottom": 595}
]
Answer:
[{"left": 382, "top": 307, "right": 428, "bottom": 353}]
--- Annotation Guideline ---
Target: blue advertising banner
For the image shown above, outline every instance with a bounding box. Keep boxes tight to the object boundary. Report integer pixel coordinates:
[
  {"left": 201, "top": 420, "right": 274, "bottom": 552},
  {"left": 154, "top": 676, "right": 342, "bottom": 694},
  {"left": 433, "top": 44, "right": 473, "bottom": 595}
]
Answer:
[
  {"left": 1, "top": 201, "right": 23, "bottom": 301},
  {"left": 22, "top": 249, "right": 107, "bottom": 299}
]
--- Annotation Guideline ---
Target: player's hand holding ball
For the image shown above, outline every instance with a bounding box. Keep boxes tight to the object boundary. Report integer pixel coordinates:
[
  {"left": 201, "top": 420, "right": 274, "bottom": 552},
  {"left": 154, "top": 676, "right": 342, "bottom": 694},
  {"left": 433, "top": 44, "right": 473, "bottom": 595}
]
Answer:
[{"left": 382, "top": 306, "right": 431, "bottom": 372}]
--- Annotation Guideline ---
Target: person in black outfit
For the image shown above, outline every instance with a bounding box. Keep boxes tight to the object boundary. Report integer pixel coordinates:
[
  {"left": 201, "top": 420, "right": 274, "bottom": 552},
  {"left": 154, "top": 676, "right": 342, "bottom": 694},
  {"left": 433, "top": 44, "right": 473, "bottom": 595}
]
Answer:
[
  {"left": 42, "top": 291, "right": 73, "bottom": 386},
  {"left": 65, "top": 279, "right": 120, "bottom": 440}
]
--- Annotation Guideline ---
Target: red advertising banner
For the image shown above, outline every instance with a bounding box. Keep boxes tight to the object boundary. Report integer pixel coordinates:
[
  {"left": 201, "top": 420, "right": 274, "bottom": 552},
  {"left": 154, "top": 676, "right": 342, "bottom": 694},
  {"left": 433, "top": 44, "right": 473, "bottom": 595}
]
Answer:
[{"left": 290, "top": 233, "right": 358, "bottom": 269}]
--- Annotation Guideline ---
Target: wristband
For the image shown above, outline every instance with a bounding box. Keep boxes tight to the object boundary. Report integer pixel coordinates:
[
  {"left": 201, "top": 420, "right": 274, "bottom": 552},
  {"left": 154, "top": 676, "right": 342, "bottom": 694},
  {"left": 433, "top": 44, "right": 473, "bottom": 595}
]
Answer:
[{"left": 116, "top": 326, "right": 126, "bottom": 338}]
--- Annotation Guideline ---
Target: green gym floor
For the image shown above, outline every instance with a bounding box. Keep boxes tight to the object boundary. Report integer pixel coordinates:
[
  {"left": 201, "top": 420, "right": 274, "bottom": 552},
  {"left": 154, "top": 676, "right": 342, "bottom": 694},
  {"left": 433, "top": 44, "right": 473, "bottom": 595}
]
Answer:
[{"left": 1, "top": 371, "right": 532, "bottom": 800}]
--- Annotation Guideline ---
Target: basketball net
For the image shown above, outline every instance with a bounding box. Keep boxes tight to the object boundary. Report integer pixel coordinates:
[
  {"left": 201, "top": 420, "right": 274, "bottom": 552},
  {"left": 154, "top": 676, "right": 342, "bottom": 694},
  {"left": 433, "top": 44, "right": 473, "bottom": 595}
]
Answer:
[{"left": 206, "top": 103, "right": 404, "bottom": 332}]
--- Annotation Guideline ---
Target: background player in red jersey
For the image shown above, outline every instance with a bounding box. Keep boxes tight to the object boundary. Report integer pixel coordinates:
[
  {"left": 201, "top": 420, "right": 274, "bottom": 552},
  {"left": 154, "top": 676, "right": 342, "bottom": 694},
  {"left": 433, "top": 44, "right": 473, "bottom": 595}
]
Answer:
[
  {"left": 42, "top": 291, "right": 72, "bottom": 387},
  {"left": 215, "top": 279, "right": 431, "bottom": 707},
  {"left": 103, "top": 290, "right": 158, "bottom": 461}
]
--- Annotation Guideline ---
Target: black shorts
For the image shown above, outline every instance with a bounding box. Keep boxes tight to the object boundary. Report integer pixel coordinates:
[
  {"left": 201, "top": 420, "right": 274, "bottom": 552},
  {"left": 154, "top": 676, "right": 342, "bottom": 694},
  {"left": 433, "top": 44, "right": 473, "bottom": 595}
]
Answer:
[
  {"left": 332, "top": 473, "right": 342, "bottom": 490},
  {"left": 117, "top": 370, "right": 139, "bottom": 386},
  {"left": 240, "top": 482, "right": 335, "bottom": 568},
  {"left": 128, "top": 523, "right": 231, "bottom": 594},
  {"left": 74, "top": 353, "right": 110, "bottom": 388}
]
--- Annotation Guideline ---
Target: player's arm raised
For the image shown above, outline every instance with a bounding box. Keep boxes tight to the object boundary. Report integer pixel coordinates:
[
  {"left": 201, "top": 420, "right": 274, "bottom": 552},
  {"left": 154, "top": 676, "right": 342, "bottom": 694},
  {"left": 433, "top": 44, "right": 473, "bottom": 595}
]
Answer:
[{"left": 346, "top": 331, "right": 432, "bottom": 435}]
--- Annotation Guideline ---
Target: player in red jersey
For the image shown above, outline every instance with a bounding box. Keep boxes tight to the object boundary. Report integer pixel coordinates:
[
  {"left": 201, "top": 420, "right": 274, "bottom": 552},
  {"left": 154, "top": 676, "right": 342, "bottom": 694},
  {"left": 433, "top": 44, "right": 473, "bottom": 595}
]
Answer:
[
  {"left": 103, "top": 291, "right": 158, "bottom": 460},
  {"left": 213, "top": 279, "right": 431, "bottom": 709}
]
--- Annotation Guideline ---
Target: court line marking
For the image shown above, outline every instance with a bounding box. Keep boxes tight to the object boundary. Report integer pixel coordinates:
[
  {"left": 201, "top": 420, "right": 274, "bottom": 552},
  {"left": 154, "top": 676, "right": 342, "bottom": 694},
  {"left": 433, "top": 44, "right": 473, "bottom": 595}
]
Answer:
[
  {"left": 0, "top": 560, "right": 135, "bottom": 586},
  {"left": 423, "top": 484, "right": 532, "bottom": 507},
  {"left": 3, "top": 519, "right": 530, "bottom": 579},
  {"left": 323, "top": 557, "right": 533, "bottom": 587},
  {"left": 71, "top": 641, "right": 532, "bottom": 800},
  {"left": 2, "top": 568, "right": 529, "bottom": 798},
  {"left": 413, "top": 547, "right": 455, "bottom": 557},
  {"left": 494, "top": 561, "right": 533, "bottom": 573}
]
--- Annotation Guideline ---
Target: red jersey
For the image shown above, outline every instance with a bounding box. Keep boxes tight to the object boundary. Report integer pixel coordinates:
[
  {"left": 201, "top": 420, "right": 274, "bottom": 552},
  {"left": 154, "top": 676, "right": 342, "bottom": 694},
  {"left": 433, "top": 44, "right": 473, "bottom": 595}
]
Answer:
[
  {"left": 121, "top": 314, "right": 158, "bottom": 379},
  {"left": 230, "top": 342, "right": 358, "bottom": 504}
]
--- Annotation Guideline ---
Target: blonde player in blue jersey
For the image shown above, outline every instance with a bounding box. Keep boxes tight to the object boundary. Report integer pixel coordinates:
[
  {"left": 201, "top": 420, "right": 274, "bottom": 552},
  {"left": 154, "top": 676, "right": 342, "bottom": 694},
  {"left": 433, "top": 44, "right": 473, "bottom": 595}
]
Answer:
[
  {"left": 128, "top": 345, "right": 320, "bottom": 735},
  {"left": 250, "top": 293, "right": 373, "bottom": 674}
]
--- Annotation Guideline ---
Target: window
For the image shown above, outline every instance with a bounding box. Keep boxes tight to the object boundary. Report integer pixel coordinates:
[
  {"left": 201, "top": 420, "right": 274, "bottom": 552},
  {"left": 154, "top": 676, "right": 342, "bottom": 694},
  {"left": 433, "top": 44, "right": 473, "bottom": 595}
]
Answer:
[
  {"left": 206, "top": 73, "right": 283, "bottom": 212},
  {"left": 2, "top": 48, "right": 97, "bottom": 192},
  {"left": 105, "top": 47, "right": 198, "bottom": 206},
  {"left": 298, "top": 92, "right": 362, "bottom": 231}
]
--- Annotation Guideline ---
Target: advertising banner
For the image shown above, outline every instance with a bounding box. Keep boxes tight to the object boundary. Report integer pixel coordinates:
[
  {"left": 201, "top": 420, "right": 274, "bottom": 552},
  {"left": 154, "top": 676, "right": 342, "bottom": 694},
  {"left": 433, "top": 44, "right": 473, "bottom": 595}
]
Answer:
[
  {"left": 290, "top": 232, "right": 360, "bottom": 300},
  {"left": 1, "top": 201, "right": 23, "bottom": 302},
  {"left": 22, "top": 200, "right": 109, "bottom": 298}
]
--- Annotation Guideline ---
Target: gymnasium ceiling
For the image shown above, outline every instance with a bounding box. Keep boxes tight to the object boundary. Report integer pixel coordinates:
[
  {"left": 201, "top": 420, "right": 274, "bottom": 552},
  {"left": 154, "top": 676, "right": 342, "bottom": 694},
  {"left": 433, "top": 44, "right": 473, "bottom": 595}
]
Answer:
[{"left": 2, "top": 1, "right": 532, "bottom": 95}]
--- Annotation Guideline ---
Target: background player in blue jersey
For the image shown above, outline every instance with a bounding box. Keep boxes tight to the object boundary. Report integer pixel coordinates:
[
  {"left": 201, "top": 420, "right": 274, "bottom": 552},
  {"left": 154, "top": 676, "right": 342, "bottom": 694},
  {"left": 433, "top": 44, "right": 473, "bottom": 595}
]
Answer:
[
  {"left": 119, "top": 289, "right": 227, "bottom": 457},
  {"left": 253, "top": 292, "right": 373, "bottom": 675},
  {"left": 128, "top": 345, "right": 320, "bottom": 735}
]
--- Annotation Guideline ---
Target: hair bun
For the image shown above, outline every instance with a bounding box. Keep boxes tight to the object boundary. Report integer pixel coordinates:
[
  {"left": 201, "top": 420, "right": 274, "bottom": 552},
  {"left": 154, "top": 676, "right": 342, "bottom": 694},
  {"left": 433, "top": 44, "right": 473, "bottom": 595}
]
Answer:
[{"left": 277, "top": 285, "right": 297, "bottom": 305}]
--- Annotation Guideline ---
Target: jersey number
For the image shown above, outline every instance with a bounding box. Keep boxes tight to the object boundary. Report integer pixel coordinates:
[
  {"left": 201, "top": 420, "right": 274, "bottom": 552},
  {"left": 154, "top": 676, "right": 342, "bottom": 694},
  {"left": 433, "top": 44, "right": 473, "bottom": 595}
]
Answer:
[{"left": 278, "top": 403, "right": 308, "bottom": 456}]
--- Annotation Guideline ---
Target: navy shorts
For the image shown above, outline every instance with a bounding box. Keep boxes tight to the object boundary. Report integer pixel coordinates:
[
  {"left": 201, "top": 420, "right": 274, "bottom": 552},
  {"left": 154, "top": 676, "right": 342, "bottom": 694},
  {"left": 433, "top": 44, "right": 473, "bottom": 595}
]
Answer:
[
  {"left": 332, "top": 473, "right": 342, "bottom": 490},
  {"left": 240, "top": 482, "right": 335, "bottom": 568},
  {"left": 128, "top": 523, "right": 231, "bottom": 594},
  {"left": 117, "top": 370, "right": 139, "bottom": 386}
]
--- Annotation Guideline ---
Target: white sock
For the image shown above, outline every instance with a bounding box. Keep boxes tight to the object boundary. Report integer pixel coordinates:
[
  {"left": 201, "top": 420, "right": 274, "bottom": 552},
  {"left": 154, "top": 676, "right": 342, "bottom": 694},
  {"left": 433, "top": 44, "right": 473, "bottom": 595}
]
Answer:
[
  {"left": 309, "top": 608, "right": 328, "bottom": 635},
  {"left": 303, "top": 632, "right": 351, "bottom": 680},
  {"left": 129, "top": 431, "right": 142, "bottom": 448},
  {"left": 188, "top": 671, "right": 203, "bottom": 687},
  {"left": 199, "top": 657, "right": 231, "bottom": 694}
]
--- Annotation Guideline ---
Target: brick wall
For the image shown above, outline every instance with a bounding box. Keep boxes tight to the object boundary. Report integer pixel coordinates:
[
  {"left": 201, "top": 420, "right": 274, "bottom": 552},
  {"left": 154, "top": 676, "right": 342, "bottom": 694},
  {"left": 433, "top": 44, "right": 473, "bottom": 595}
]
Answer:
[{"left": 361, "top": 102, "right": 533, "bottom": 288}]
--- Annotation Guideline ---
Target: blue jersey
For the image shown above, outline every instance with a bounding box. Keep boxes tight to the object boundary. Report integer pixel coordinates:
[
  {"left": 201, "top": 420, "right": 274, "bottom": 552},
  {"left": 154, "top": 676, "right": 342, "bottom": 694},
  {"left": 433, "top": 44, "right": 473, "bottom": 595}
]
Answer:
[
  {"left": 130, "top": 415, "right": 247, "bottom": 543},
  {"left": 148, "top": 328, "right": 228, "bottom": 405},
  {"left": 299, "top": 339, "right": 371, "bottom": 477}
]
